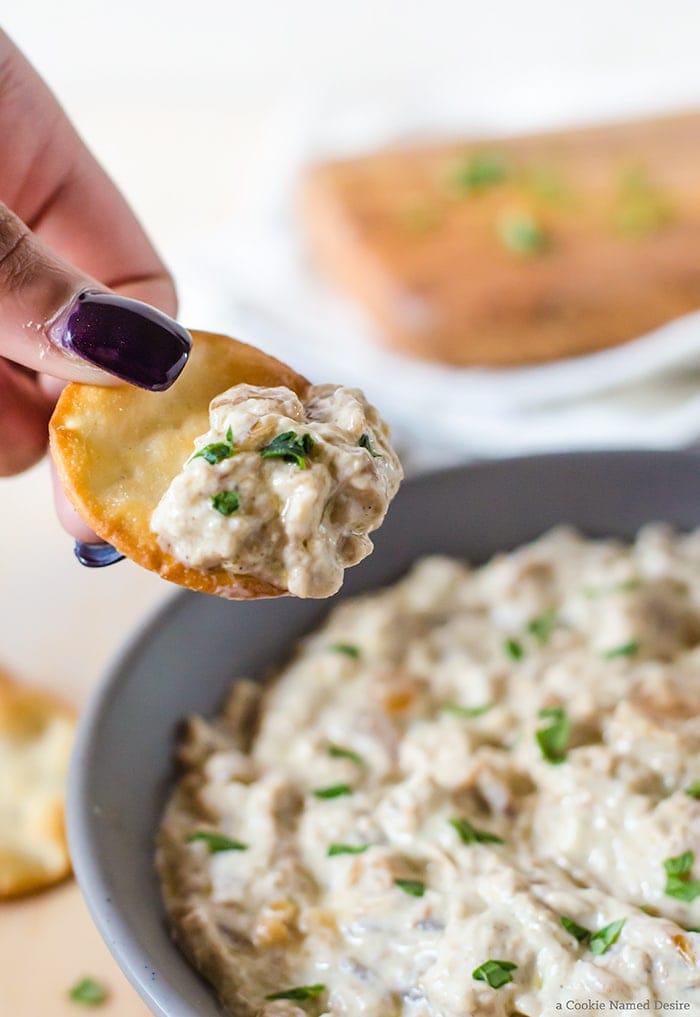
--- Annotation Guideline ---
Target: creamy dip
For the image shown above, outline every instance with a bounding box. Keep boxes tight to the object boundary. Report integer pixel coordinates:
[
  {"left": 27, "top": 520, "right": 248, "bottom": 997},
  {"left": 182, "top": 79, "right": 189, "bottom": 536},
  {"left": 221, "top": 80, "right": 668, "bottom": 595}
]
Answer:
[
  {"left": 150, "top": 384, "right": 402, "bottom": 598},
  {"left": 158, "top": 526, "right": 700, "bottom": 1016}
]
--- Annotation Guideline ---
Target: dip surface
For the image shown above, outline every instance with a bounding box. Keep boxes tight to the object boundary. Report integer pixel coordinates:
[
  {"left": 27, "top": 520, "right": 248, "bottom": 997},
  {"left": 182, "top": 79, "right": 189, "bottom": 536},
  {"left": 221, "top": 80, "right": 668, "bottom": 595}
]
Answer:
[
  {"left": 158, "top": 526, "right": 700, "bottom": 1016},
  {"left": 150, "top": 383, "right": 403, "bottom": 598}
]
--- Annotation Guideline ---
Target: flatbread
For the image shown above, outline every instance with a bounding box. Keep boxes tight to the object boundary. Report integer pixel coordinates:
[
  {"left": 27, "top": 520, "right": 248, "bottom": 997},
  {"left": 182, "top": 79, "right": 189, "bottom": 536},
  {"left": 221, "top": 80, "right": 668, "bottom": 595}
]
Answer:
[
  {"left": 0, "top": 668, "right": 75, "bottom": 899},
  {"left": 49, "top": 331, "right": 309, "bottom": 599}
]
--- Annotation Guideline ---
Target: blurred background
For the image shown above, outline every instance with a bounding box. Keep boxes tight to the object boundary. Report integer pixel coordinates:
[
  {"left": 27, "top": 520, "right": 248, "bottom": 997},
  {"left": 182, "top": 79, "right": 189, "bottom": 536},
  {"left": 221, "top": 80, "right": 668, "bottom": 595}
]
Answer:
[
  {"left": 9, "top": 0, "right": 700, "bottom": 252},
  {"left": 3, "top": 2, "right": 700, "bottom": 1013}
]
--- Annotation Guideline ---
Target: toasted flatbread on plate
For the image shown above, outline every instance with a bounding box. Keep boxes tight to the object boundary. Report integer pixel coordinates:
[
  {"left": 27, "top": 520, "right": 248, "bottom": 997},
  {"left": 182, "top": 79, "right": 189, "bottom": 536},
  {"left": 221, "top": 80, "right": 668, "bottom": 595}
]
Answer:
[
  {"left": 49, "top": 331, "right": 309, "bottom": 599},
  {"left": 0, "top": 668, "right": 75, "bottom": 899}
]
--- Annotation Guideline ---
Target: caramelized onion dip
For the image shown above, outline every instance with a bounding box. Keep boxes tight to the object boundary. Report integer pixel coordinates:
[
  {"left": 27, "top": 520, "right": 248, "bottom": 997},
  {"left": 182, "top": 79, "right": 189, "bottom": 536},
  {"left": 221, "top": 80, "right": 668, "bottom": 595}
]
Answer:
[
  {"left": 158, "top": 526, "right": 700, "bottom": 1016},
  {"left": 150, "top": 384, "right": 403, "bottom": 597}
]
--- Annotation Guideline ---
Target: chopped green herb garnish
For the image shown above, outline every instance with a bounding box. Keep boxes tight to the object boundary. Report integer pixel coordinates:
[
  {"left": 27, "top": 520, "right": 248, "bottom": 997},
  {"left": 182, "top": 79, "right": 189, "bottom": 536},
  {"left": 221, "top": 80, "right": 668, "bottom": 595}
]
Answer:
[
  {"left": 449, "top": 817, "right": 504, "bottom": 845},
  {"left": 685, "top": 781, "right": 700, "bottom": 799},
  {"left": 561, "top": 915, "right": 625, "bottom": 954},
  {"left": 560, "top": 915, "right": 591, "bottom": 943},
  {"left": 472, "top": 959, "right": 517, "bottom": 989},
  {"left": 442, "top": 702, "right": 492, "bottom": 718},
  {"left": 265, "top": 984, "right": 326, "bottom": 1001},
  {"left": 448, "top": 151, "right": 511, "bottom": 194},
  {"left": 504, "top": 637, "right": 524, "bottom": 661},
  {"left": 327, "top": 743, "right": 364, "bottom": 765},
  {"left": 536, "top": 706, "right": 570, "bottom": 764},
  {"left": 603, "top": 640, "right": 640, "bottom": 660},
  {"left": 527, "top": 610, "right": 557, "bottom": 645},
  {"left": 665, "top": 876, "right": 700, "bottom": 902},
  {"left": 497, "top": 211, "right": 547, "bottom": 256},
  {"left": 260, "top": 430, "right": 314, "bottom": 469},
  {"left": 332, "top": 643, "right": 360, "bottom": 658},
  {"left": 327, "top": 843, "right": 370, "bottom": 856},
  {"left": 68, "top": 978, "right": 108, "bottom": 1006},
  {"left": 186, "top": 831, "right": 248, "bottom": 853},
  {"left": 664, "top": 850, "right": 700, "bottom": 902},
  {"left": 192, "top": 426, "right": 235, "bottom": 465},
  {"left": 358, "top": 432, "right": 382, "bottom": 457},
  {"left": 394, "top": 878, "right": 426, "bottom": 897},
  {"left": 313, "top": 783, "right": 353, "bottom": 799},
  {"left": 665, "top": 850, "right": 695, "bottom": 877},
  {"left": 211, "top": 489, "right": 240, "bottom": 515},
  {"left": 613, "top": 166, "right": 673, "bottom": 239},
  {"left": 590, "top": 918, "right": 626, "bottom": 955}
]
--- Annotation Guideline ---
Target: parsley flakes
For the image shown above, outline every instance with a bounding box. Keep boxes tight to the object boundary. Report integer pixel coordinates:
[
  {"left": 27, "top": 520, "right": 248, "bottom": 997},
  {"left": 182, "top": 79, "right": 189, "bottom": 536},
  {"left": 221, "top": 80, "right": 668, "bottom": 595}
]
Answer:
[
  {"left": 266, "top": 984, "right": 326, "bottom": 1001},
  {"left": 313, "top": 783, "right": 353, "bottom": 799},
  {"left": 211, "top": 490, "right": 240, "bottom": 515},
  {"left": 260, "top": 431, "right": 314, "bottom": 469},
  {"left": 448, "top": 152, "right": 511, "bottom": 195},
  {"left": 504, "top": 637, "right": 524, "bottom": 661},
  {"left": 536, "top": 706, "right": 570, "bottom": 764},
  {"left": 613, "top": 165, "right": 672, "bottom": 239},
  {"left": 527, "top": 610, "right": 557, "bottom": 645},
  {"left": 358, "top": 433, "right": 382, "bottom": 457},
  {"left": 560, "top": 916, "right": 626, "bottom": 955},
  {"left": 394, "top": 878, "right": 426, "bottom": 897},
  {"left": 560, "top": 915, "right": 590, "bottom": 943},
  {"left": 186, "top": 831, "right": 248, "bottom": 853},
  {"left": 603, "top": 640, "right": 640, "bottom": 660},
  {"left": 327, "top": 843, "right": 370, "bottom": 856},
  {"left": 327, "top": 743, "right": 364, "bottom": 765},
  {"left": 192, "top": 426, "right": 235, "bottom": 465},
  {"left": 497, "top": 211, "right": 547, "bottom": 256},
  {"left": 590, "top": 918, "right": 626, "bottom": 955},
  {"left": 68, "top": 977, "right": 108, "bottom": 1006},
  {"left": 664, "top": 850, "right": 700, "bottom": 902},
  {"left": 449, "top": 817, "right": 504, "bottom": 845},
  {"left": 332, "top": 643, "right": 360, "bottom": 658},
  {"left": 472, "top": 959, "right": 517, "bottom": 989}
]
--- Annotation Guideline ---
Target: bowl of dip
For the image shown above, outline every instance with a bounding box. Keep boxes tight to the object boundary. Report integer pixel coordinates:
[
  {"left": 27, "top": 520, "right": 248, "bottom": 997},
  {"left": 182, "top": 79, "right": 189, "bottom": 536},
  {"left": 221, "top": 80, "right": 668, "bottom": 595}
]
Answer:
[{"left": 67, "top": 450, "right": 700, "bottom": 1017}]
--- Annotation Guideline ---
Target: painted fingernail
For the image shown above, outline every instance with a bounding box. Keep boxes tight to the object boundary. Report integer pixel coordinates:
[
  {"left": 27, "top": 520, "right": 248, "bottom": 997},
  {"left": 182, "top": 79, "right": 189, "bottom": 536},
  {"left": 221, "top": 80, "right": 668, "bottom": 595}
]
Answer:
[
  {"left": 51, "top": 290, "right": 191, "bottom": 391},
  {"left": 74, "top": 540, "right": 126, "bottom": 568}
]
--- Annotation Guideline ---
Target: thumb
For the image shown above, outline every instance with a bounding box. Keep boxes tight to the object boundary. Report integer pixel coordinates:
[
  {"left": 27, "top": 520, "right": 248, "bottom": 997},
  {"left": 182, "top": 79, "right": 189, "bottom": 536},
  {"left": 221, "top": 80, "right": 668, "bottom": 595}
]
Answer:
[{"left": 0, "top": 203, "right": 191, "bottom": 391}]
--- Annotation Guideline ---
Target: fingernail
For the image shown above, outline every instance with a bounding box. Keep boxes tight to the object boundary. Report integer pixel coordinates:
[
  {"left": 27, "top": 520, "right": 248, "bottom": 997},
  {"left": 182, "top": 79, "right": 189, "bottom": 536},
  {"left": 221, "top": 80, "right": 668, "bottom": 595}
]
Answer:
[
  {"left": 51, "top": 290, "right": 191, "bottom": 391},
  {"left": 74, "top": 540, "right": 126, "bottom": 568}
]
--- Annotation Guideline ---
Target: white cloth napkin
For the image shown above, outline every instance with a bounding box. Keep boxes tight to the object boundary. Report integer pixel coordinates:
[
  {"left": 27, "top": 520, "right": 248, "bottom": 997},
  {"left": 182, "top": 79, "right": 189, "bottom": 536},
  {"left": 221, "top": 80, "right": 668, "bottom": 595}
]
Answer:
[{"left": 173, "top": 89, "right": 700, "bottom": 471}]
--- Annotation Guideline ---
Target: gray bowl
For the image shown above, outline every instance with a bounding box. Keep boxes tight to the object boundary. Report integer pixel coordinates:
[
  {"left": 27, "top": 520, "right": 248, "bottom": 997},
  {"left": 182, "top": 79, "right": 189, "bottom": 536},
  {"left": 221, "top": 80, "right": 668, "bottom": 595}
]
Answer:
[{"left": 68, "top": 450, "right": 700, "bottom": 1017}]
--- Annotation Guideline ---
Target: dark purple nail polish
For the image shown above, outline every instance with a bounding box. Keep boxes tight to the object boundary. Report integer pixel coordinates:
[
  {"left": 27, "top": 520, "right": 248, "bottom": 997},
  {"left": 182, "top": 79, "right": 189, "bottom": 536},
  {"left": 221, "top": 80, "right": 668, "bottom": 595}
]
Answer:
[
  {"left": 53, "top": 290, "right": 191, "bottom": 391},
  {"left": 74, "top": 540, "right": 126, "bottom": 568}
]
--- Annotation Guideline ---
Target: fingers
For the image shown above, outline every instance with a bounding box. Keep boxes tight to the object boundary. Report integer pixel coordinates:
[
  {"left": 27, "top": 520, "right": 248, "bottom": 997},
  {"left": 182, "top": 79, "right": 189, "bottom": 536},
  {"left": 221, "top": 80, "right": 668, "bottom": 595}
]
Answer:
[
  {"left": 0, "top": 33, "right": 189, "bottom": 392},
  {"left": 0, "top": 27, "right": 191, "bottom": 560},
  {"left": 0, "top": 362, "right": 99, "bottom": 537},
  {"left": 49, "top": 457, "right": 99, "bottom": 542},
  {"left": 0, "top": 358, "right": 54, "bottom": 476},
  {"left": 0, "top": 201, "right": 191, "bottom": 391}
]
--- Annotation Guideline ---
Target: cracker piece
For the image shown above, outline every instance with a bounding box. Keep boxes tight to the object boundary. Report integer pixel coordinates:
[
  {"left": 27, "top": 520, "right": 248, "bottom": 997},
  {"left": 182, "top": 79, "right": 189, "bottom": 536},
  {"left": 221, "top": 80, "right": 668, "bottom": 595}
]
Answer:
[
  {"left": 0, "top": 669, "right": 75, "bottom": 899},
  {"left": 50, "top": 330, "right": 309, "bottom": 599}
]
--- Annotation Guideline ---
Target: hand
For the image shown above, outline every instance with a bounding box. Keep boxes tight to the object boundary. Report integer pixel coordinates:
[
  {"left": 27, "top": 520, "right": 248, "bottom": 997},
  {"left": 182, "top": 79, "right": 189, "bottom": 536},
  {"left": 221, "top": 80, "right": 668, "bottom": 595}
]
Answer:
[{"left": 0, "top": 31, "right": 191, "bottom": 538}]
